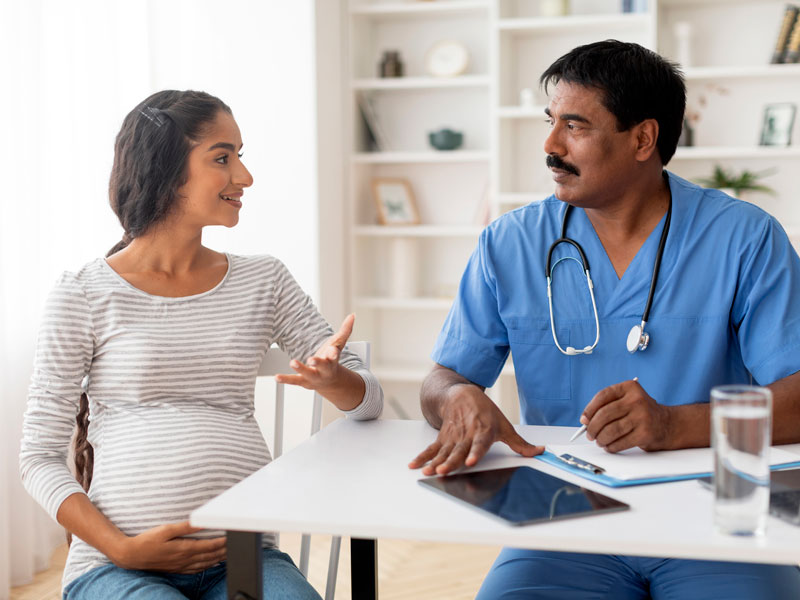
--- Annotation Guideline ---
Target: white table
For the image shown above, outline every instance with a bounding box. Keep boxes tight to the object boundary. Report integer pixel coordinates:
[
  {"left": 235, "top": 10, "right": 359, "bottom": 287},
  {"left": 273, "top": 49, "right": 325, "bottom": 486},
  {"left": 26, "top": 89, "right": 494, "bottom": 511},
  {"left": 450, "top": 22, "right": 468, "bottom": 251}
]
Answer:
[{"left": 191, "top": 419, "right": 800, "bottom": 599}]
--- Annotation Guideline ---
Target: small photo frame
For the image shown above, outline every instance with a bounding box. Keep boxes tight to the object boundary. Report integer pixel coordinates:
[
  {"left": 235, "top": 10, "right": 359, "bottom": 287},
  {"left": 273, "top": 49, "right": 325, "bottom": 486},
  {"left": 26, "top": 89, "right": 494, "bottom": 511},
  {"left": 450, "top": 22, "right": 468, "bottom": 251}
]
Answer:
[
  {"left": 760, "top": 103, "right": 796, "bottom": 147},
  {"left": 371, "top": 178, "right": 420, "bottom": 225}
]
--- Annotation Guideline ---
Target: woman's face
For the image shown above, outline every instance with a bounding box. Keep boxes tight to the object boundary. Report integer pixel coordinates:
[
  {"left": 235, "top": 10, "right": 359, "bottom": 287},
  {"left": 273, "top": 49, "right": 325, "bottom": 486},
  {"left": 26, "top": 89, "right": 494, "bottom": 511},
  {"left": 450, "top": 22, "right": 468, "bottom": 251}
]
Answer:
[{"left": 176, "top": 110, "right": 253, "bottom": 230}]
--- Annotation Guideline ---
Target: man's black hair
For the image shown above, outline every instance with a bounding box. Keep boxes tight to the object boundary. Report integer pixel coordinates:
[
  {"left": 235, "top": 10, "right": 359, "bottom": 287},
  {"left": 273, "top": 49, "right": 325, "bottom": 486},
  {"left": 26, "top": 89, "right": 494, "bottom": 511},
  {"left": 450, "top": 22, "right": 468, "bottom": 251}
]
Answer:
[{"left": 540, "top": 40, "right": 686, "bottom": 165}]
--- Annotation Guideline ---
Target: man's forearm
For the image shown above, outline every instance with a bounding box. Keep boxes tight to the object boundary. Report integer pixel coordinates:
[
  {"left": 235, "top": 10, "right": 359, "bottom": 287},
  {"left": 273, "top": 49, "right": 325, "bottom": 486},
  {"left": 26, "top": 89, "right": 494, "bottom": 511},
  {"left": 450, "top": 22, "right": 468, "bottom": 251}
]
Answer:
[
  {"left": 665, "top": 370, "right": 800, "bottom": 449},
  {"left": 420, "top": 365, "right": 483, "bottom": 429},
  {"left": 664, "top": 402, "right": 710, "bottom": 450},
  {"left": 769, "top": 370, "right": 800, "bottom": 444}
]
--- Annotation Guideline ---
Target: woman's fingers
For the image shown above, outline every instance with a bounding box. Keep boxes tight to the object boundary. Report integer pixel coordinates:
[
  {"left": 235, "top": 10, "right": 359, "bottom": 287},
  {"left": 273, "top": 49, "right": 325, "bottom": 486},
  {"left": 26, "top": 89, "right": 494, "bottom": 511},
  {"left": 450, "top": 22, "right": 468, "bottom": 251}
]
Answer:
[
  {"left": 159, "top": 521, "right": 204, "bottom": 539},
  {"left": 329, "top": 314, "right": 355, "bottom": 350}
]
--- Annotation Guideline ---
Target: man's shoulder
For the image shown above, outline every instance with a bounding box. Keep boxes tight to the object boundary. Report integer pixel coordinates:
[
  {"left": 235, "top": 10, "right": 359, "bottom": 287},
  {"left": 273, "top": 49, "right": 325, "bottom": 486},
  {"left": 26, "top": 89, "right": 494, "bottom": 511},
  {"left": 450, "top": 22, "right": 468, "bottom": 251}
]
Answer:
[{"left": 668, "top": 171, "right": 777, "bottom": 236}]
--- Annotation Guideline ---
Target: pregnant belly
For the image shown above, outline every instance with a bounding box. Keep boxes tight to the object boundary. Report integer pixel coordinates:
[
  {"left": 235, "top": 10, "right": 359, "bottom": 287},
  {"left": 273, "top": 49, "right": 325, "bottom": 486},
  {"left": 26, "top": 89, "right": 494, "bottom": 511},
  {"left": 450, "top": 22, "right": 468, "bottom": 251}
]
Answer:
[{"left": 88, "top": 406, "right": 270, "bottom": 537}]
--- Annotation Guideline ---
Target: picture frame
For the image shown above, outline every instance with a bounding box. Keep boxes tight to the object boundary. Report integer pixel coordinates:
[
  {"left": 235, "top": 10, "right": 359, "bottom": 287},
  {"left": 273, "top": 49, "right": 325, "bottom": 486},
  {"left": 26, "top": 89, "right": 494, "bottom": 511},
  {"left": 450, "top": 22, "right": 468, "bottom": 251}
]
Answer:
[
  {"left": 371, "top": 178, "right": 420, "bottom": 225},
  {"left": 759, "top": 103, "right": 796, "bottom": 146}
]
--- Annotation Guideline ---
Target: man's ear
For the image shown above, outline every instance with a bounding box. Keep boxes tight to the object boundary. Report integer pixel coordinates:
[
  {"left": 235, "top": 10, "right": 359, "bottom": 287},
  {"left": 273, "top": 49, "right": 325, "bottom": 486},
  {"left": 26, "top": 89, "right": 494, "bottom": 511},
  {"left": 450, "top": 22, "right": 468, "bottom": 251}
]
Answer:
[{"left": 633, "top": 118, "right": 659, "bottom": 163}]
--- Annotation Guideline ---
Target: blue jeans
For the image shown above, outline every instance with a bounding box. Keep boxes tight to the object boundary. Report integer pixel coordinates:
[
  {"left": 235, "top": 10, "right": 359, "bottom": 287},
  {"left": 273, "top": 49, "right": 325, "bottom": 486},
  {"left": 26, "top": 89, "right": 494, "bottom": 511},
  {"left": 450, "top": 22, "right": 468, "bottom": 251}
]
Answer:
[
  {"left": 62, "top": 548, "right": 321, "bottom": 600},
  {"left": 476, "top": 549, "right": 800, "bottom": 600}
]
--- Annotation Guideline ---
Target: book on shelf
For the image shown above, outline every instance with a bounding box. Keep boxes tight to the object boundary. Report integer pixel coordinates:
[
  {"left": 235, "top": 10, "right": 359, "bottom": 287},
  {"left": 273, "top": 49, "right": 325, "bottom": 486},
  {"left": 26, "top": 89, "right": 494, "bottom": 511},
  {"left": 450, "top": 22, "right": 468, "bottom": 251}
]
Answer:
[
  {"left": 771, "top": 4, "right": 800, "bottom": 64},
  {"left": 357, "top": 92, "right": 391, "bottom": 152},
  {"left": 785, "top": 9, "right": 800, "bottom": 63}
]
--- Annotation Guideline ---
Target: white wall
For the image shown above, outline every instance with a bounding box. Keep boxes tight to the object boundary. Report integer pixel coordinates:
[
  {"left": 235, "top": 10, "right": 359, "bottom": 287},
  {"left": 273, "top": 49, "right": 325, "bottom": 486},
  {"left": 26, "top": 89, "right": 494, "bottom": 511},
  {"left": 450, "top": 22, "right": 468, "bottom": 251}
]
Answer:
[{"left": 146, "top": 0, "right": 319, "bottom": 295}]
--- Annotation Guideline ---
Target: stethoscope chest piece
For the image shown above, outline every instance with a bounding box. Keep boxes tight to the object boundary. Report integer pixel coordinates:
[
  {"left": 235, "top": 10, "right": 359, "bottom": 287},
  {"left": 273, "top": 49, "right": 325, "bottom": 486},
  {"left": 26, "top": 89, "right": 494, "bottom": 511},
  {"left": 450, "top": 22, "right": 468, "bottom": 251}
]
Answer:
[{"left": 626, "top": 323, "right": 649, "bottom": 353}]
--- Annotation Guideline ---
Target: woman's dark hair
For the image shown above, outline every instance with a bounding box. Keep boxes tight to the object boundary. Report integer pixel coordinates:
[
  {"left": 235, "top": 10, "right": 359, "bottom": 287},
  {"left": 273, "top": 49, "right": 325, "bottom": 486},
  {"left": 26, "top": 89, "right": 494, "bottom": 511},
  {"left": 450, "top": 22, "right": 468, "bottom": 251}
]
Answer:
[
  {"left": 68, "top": 90, "right": 231, "bottom": 544},
  {"left": 539, "top": 40, "right": 686, "bottom": 165},
  {"left": 106, "top": 89, "right": 232, "bottom": 255}
]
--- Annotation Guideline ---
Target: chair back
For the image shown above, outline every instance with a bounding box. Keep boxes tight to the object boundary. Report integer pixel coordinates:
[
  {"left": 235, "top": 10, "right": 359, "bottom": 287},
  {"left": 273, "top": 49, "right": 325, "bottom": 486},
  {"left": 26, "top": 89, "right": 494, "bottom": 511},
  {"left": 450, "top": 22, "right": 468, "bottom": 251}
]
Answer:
[{"left": 256, "top": 341, "right": 370, "bottom": 600}]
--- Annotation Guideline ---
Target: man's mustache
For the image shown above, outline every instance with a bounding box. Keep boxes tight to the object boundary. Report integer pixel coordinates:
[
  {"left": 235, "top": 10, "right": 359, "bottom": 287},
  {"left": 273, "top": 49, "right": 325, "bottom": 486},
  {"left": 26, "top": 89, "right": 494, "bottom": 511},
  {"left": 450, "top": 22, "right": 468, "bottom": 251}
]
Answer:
[{"left": 546, "top": 154, "right": 580, "bottom": 176}]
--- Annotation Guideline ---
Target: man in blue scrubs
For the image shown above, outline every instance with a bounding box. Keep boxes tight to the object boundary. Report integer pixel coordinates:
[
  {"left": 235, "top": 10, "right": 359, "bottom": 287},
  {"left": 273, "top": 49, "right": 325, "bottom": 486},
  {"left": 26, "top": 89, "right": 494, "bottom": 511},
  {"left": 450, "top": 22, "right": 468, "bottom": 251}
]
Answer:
[{"left": 409, "top": 40, "right": 800, "bottom": 599}]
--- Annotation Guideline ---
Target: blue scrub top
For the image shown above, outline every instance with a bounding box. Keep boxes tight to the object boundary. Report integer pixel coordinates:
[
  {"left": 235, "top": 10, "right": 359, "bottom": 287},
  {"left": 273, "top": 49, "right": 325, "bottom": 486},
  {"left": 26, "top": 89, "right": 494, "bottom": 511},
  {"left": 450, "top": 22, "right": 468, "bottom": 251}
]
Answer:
[{"left": 432, "top": 172, "right": 800, "bottom": 426}]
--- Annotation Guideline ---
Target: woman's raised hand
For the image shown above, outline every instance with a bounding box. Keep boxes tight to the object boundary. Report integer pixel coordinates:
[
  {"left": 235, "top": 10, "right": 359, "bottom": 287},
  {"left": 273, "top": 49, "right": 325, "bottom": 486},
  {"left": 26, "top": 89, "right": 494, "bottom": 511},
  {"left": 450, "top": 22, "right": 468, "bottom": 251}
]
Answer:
[
  {"left": 113, "top": 521, "right": 226, "bottom": 574},
  {"left": 275, "top": 313, "right": 355, "bottom": 393},
  {"left": 275, "top": 314, "right": 366, "bottom": 411}
]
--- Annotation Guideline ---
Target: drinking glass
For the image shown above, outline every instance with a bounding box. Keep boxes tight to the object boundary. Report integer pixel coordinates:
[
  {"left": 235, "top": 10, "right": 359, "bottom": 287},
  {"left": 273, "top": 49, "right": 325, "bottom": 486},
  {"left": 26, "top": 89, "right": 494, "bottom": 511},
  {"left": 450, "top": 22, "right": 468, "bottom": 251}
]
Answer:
[{"left": 711, "top": 385, "right": 772, "bottom": 536}]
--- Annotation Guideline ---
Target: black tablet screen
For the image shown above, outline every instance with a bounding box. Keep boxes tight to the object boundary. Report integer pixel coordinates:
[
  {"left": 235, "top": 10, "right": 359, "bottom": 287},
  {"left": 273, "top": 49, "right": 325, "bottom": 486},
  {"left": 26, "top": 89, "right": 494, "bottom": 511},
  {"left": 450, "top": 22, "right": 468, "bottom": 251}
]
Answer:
[{"left": 419, "top": 466, "right": 629, "bottom": 526}]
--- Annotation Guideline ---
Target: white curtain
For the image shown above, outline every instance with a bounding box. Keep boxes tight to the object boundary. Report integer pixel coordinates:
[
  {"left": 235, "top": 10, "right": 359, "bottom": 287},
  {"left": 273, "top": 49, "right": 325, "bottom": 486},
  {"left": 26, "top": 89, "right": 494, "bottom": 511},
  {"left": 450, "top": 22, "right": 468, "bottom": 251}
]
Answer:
[
  {"left": 1, "top": 2, "right": 153, "bottom": 597},
  {"left": 0, "top": 2, "right": 317, "bottom": 597}
]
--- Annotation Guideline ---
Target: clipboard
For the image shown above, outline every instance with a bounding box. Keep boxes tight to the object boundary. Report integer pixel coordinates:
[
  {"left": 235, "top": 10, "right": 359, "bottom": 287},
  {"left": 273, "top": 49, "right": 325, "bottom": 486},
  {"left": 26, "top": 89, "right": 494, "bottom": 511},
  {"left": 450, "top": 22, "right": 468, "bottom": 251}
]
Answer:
[{"left": 536, "top": 449, "right": 800, "bottom": 488}]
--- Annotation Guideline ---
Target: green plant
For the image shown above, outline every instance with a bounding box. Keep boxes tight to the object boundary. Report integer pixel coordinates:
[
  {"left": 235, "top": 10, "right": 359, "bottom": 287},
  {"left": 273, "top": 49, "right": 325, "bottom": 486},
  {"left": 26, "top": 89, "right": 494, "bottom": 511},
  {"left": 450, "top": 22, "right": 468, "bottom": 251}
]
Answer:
[{"left": 696, "top": 165, "right": 776, "bottom": 196}]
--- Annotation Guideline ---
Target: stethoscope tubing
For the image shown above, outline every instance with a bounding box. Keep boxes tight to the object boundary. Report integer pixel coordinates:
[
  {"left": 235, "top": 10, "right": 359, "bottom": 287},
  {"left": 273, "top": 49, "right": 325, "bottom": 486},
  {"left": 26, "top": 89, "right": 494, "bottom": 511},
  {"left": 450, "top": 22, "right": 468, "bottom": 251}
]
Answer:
[{"left": 546, "top": 186, "right": 672, "bottom": 355}]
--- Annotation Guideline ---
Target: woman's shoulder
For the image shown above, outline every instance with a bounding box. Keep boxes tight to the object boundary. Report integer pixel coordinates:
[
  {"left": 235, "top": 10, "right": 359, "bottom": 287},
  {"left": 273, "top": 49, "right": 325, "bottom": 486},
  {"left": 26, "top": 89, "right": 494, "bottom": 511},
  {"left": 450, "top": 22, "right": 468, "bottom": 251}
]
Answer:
[
  {"left": 43, "top": 258, "right": 107, "bottom": 315},
  {"left": 51, "top": 258, "right": 107, "bottom": 291},
  {"left": 226, "top": 253, "right": 295, "bottom": 283}
]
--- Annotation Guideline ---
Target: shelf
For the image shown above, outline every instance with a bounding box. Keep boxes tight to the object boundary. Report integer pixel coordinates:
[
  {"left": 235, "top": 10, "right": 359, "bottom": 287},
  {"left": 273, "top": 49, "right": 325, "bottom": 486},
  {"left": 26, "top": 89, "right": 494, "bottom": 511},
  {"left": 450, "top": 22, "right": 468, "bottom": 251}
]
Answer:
[
  {"left": 355, "top": 296, "right": 454, "bottom": 310},
  {"left": 497, "top": 105, "right": 548, "bottom": 119},
  {"left": 683, "top": 64, "right": 800, "bottom": 81},
  {"left": 350, "top": 0, "right": 488, "bottom": 19},
  {"left": 497, "top": 13, "right": 651, "bottom": 34},
  {"left": 353, "top": 225, "right": 483, "bottom": 238},
  {"left": 353, "top": 75, "right": 490, "bottom": 91},
  {"left": 352, "top": 151, "right": 491, "bottom": 164},
  {"left": 672, "top": 146, "right": 800, "bottom": 160},
  {"left": 659, "top": 0, "right": 762, "bottom": 6}
]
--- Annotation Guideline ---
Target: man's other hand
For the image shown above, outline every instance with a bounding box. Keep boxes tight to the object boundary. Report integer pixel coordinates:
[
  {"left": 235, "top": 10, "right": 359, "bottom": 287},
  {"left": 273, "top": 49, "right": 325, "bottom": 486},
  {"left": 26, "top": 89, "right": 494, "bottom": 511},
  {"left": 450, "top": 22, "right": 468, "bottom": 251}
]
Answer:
[{"left": 409, "top": 383, "right": 543, "bottom": 476}]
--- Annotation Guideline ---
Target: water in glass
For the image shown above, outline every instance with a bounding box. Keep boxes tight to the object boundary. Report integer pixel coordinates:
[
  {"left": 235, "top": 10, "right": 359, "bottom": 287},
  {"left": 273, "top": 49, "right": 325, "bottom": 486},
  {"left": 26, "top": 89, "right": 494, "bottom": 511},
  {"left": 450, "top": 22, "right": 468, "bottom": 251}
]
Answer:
[{"left": 712, "top": 398, "right": 771, "bottom": 536}]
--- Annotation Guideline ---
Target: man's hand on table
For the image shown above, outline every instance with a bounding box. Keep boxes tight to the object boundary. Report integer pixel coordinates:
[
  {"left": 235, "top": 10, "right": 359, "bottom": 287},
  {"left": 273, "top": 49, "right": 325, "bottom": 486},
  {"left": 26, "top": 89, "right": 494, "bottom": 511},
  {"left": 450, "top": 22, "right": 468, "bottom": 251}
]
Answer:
[{"left": 408, "top": 383, "right": 544, "bottom": 476}]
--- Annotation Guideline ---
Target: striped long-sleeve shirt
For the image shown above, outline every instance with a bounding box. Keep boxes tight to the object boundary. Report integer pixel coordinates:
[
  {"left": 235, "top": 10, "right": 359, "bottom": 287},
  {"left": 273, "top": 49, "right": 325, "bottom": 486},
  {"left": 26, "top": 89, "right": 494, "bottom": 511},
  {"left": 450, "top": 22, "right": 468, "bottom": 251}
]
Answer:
[{"left": 19, "top": 253, "right": 383, "bottom": 589}]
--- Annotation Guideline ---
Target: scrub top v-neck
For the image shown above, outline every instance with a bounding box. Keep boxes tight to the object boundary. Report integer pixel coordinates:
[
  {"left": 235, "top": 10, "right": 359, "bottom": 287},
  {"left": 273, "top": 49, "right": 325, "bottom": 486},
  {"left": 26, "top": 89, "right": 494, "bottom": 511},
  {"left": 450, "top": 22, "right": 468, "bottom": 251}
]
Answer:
[{"left": 432, "top": 171, "right": 800, "bottom": 427}]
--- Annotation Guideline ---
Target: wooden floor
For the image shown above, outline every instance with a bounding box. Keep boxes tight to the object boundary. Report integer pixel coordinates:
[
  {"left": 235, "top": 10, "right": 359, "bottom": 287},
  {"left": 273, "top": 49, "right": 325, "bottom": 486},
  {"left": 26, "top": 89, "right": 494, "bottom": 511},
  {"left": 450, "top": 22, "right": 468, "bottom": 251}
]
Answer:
[{"left": 10, "top": 536, "right": 500, "bottom": 600}]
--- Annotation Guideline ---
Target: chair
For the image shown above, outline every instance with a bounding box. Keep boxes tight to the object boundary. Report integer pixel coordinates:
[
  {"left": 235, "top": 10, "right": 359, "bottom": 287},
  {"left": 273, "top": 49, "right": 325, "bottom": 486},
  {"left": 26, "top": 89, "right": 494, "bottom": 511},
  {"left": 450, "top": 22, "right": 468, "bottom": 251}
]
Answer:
[{"left": 257, "top": 341, "right": 370, "bottom": 600}]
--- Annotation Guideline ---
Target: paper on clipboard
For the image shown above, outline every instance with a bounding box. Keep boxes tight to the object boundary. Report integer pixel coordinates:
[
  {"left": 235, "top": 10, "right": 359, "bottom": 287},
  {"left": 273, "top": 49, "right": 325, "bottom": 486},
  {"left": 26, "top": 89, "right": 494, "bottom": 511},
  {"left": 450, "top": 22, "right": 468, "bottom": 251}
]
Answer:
[{"left": 544, "top": 443, "right": 800, "bottom": 482}]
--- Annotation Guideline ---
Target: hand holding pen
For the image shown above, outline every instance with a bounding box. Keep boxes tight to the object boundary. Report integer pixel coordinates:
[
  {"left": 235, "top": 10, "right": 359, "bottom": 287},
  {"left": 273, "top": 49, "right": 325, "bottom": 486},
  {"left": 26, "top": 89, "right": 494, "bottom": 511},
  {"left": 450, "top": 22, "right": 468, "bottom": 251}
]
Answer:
[
  {"left": 568, "top": 377, "right": 672, "bottom": 453},
  {"left": 570, "top": 377, "right": 638, "bottom": 442}
]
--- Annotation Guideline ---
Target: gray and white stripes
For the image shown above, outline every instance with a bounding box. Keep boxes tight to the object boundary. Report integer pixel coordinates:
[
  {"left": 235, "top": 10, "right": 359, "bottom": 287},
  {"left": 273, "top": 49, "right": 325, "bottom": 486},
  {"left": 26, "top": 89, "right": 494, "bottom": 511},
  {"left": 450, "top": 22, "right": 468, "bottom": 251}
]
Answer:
[{"left": 19, "top": 254, "right": 382, "bottom": 589}]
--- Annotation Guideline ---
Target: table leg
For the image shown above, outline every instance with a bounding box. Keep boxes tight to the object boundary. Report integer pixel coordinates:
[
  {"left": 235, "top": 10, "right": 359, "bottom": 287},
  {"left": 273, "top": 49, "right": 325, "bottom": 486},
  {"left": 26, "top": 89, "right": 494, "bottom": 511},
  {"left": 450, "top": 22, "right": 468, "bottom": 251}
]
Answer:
[
  {"left": 226, "top": 531, "right": 263, "bottom": 600},
  {"left": 351, "top": 537, "right": 378, "bottom": 599}
]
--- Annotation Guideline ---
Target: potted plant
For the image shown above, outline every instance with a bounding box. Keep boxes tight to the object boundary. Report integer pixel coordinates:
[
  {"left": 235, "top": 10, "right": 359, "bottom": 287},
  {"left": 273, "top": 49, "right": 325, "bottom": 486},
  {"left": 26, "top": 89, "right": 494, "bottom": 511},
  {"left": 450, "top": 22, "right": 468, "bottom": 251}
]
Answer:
[{"left": 696, "top": 165, "right": 776, "bottom": 199}]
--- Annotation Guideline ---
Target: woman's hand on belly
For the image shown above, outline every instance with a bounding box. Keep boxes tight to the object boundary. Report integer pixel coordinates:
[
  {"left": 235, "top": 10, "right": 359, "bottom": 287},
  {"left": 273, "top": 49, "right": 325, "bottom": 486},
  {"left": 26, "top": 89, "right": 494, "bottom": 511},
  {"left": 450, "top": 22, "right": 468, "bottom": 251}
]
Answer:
[{"left": 114, "top": 521, "right": 226, "bottom": 574}]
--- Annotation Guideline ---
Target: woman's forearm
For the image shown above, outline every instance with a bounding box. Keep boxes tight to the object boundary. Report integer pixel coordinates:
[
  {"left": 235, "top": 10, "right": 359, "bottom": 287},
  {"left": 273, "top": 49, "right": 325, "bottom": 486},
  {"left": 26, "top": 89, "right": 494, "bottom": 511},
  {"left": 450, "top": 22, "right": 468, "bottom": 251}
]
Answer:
[
  {"left": 56, "top": 492, "right": 128, "bottom": 563},
  {"left": 317, "top": 367, "right": 366, "bottom": 411}
]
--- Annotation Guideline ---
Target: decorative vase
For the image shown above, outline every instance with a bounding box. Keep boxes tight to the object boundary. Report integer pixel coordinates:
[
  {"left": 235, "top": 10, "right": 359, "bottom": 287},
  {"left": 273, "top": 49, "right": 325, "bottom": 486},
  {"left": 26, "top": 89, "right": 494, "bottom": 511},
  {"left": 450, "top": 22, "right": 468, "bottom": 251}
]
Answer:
[
  {"left": 379, "top": 51, "right": 404, "bottom": 78},
  {"left": 428, "top": 128, "right": 463, "bottom": 151}
]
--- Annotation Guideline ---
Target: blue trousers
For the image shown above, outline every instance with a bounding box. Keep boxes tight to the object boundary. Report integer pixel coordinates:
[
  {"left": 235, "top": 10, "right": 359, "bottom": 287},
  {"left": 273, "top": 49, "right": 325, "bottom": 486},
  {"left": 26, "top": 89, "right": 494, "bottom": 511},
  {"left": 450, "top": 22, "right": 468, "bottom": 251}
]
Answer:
[
  {"left": 62, "top": 548, "right": 321, "bottom": 600},
  {"left": 476, "top": 549, "right": 800, "bottom": 600}
]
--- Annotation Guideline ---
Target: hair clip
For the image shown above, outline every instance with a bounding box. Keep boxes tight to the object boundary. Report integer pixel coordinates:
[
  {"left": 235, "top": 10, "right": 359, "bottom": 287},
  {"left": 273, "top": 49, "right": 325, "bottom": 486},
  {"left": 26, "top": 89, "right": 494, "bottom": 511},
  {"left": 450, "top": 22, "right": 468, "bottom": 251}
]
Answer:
[{"left": 138, "top": 106, "right": 166, "bottom": 128}]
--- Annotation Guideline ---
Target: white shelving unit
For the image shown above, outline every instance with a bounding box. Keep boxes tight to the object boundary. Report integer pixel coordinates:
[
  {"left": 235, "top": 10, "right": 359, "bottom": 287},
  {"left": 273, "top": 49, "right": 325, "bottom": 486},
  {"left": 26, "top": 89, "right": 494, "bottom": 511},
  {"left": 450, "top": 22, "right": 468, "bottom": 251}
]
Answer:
[{"left": 343, "top": 0, "right": 800, "bottom": 420}]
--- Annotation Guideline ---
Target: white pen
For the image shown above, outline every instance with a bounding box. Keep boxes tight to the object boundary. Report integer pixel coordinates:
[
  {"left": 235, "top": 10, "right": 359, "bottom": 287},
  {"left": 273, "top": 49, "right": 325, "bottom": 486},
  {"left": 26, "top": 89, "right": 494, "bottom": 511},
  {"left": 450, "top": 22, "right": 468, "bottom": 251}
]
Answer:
[{"left": 569, "top": 377, "right": 638, "bottom": 443}]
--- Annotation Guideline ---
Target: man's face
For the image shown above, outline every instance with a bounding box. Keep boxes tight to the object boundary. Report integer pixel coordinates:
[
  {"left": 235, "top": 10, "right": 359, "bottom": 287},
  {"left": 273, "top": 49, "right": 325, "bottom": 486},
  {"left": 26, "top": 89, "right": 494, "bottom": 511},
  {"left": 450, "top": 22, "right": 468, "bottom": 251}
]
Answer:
[{"left": 543, "top": 81, "right": 640, "bottom": 209}]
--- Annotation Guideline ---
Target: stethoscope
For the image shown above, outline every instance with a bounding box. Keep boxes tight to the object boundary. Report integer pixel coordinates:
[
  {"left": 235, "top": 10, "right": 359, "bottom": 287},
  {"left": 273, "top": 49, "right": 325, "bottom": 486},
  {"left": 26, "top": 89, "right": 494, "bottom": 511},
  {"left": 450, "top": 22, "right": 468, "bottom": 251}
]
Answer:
[{"left": 545, "top": 191, "right": 672, "bottom": 356}]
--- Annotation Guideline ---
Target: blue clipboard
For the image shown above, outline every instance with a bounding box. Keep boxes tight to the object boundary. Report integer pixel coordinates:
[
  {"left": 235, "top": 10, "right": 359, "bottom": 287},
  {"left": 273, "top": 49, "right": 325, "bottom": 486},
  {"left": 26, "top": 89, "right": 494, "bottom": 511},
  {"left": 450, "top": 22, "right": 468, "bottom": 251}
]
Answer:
[{"left": 536, "top": 450, "right": 800, "bottom": 488}]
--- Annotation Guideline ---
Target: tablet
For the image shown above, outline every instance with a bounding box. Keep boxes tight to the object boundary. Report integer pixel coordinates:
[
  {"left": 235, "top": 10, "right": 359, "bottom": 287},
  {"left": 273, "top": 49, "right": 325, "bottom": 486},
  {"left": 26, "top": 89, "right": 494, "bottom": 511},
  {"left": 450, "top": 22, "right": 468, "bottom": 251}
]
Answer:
[
  {"left": 697, "top": 468, "right": 800, "bottom": 526},
  {"left": 418, "top": 466, "right": 629, "bottom": 526}
]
